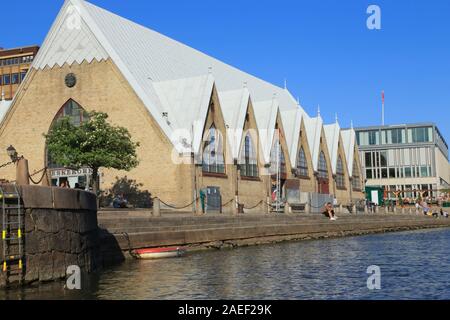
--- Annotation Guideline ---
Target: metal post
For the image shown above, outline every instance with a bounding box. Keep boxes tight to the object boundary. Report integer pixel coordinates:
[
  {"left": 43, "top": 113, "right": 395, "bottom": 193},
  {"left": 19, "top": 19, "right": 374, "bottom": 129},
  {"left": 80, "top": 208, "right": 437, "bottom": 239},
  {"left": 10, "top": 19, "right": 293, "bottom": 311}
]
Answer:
[{"left": 276, "top": 139, "right": 280, "bottom": 213}]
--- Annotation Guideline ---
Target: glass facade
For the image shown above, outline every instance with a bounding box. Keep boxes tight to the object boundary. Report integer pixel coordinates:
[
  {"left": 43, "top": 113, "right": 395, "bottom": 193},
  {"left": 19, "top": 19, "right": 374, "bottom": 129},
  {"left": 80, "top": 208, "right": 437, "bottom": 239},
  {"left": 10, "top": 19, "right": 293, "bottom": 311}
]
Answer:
[
  {"left": 357, "top": 126, "right": 434, "bottom": 146},
  {"left": 362, "top": 147, "right": 433, "bottom": 180}
]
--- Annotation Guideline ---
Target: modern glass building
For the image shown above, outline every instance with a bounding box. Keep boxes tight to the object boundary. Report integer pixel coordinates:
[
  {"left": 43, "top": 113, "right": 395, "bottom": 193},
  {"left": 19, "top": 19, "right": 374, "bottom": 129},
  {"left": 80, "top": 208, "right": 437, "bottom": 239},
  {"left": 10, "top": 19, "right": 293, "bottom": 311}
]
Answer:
[{"left": 354, "top": 123, "right": 450, "bottom": 201}]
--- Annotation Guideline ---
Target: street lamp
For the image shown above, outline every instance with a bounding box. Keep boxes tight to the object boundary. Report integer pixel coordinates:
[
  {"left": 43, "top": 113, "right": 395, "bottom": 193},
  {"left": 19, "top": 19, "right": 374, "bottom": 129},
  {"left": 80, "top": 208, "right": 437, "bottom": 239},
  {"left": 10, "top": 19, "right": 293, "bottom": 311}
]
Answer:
[{"left": 6, "top": 145, "right": 18, "bottom": 163}]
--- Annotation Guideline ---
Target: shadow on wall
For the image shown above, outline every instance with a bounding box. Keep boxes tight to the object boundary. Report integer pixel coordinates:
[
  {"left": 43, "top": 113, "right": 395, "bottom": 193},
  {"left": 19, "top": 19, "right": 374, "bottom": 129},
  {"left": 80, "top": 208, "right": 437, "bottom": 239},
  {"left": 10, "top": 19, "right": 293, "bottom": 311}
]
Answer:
[{"left": 100, "top": 176, "right": 153, "bottom": 209}]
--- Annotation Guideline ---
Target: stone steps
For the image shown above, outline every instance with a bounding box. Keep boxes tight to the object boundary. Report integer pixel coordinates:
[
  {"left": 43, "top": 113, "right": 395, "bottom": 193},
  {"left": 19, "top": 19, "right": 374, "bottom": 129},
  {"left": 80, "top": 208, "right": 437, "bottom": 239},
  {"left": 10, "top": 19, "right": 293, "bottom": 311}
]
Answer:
[
  {"left": 99, "top": 217, "right": 450, "bottom": 257},
  {"left": 99, "top": 214, "right": 435, "bottom": 235}
]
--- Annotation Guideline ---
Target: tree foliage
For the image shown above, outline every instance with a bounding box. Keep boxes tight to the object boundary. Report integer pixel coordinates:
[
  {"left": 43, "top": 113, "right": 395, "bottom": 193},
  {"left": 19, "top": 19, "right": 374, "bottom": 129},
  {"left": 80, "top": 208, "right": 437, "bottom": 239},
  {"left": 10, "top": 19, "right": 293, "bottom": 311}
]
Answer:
[{"left": 45, "top": 111, "right": 140, "bottom": 193}]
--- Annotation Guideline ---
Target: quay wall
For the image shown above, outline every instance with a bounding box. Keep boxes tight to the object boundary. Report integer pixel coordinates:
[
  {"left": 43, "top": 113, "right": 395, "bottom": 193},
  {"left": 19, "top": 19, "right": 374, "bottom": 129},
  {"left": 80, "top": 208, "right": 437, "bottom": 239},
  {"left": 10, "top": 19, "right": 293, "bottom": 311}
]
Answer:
[
  {"left": 98, "top": 212, "right": 450, "bottom": 259},
  {"left": 0, "top": 185, "right": 99, "bottom": 287}
]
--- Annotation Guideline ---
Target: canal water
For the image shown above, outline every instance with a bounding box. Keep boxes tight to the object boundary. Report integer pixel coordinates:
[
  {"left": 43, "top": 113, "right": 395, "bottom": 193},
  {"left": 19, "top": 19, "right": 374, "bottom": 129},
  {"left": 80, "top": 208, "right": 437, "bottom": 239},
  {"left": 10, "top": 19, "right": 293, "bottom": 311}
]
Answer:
[{"left": 1, "top": 228, "right": 450, "bottom": 300}]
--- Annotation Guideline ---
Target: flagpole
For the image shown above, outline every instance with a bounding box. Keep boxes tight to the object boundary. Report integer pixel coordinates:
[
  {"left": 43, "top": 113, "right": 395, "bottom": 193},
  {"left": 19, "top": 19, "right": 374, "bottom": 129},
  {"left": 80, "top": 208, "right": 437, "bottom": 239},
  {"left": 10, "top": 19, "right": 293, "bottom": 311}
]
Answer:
[{"left": 382, "top": 90, "right": 385, "bottom": 126}]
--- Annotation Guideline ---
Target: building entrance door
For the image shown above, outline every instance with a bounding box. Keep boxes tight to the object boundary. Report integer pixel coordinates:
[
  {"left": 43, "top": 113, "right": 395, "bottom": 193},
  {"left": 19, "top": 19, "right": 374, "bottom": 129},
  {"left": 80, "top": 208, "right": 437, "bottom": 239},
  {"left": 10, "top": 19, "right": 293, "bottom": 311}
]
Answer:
[
  {"left": 206, "top": 186, "right": 222, "bottom": 213},
  {"left": 318, "top": 178, "right": 329, "bottom": 194}
]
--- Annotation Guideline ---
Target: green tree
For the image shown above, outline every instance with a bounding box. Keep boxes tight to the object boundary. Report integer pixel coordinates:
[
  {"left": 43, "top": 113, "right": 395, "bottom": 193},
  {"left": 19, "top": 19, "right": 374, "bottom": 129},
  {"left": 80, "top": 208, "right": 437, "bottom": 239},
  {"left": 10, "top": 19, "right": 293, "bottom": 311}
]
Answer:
[{"left": 45, "top": 111, "right": 139, "bottom": 195}]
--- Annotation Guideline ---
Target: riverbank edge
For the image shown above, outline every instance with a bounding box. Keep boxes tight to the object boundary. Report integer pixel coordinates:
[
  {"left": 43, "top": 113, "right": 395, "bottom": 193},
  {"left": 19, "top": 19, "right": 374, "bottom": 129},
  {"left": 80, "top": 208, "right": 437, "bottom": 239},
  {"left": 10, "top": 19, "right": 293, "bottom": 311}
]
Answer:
[
  {"left": 181, "top": 224, "right": 450, "bottom": 253},
  {"left": 99, "top": 215, "right": 450, "bottom": 260}
]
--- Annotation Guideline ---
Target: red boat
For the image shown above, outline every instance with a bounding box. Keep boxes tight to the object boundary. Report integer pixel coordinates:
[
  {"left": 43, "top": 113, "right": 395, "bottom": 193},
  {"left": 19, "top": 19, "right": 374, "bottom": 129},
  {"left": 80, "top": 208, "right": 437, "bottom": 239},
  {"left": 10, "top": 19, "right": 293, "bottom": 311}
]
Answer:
[{"left": 133, "top": 247, "right": 186, "bottom": 259}]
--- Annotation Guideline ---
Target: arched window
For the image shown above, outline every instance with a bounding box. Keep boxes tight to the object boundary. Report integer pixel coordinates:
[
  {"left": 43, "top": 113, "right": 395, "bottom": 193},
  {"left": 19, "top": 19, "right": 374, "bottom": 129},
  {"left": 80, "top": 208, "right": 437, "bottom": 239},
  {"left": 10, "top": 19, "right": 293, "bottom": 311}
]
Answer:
[
  {"left": 240, "top": 133, "right": 258, "bottom": 177},
  {"left": 318, "top": 151, "right": 328, "bottom": 179},
  {"left": 352, "top": 161, "right": 361, "bottom": 190},
  {"left": 336, "top": 156, "right": 345, "bottom": 188},
  {"left": 47, "top": 99, "right": 89, "bottom": 168},
  {"left": 270, "top": 138, "right": 286, "bottom": 175},
  {"left": 53, "top": 99, "right": 89, "bottom": 127},
  {"left": 297, "top": 147, "right": 308, "bottom": 177},
  {"left": 202, "top": 125, "right": 225, "bottom": 174}
]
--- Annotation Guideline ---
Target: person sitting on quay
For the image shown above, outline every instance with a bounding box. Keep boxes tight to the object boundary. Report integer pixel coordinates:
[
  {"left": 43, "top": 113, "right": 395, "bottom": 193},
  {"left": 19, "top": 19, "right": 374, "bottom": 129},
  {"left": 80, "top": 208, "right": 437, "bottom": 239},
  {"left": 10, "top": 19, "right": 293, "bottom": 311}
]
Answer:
[
  {"left": 113, "top": 193, "right": 129, "bottom": 209},
  {"left": 421, "top": 201, "right": 430, "bottom": 216},
  {"left": 323, "top": 202, "right": 338, "bottom": 221},
  {"left": 440, "top": 208, "right": 449, "bottom": 218}
]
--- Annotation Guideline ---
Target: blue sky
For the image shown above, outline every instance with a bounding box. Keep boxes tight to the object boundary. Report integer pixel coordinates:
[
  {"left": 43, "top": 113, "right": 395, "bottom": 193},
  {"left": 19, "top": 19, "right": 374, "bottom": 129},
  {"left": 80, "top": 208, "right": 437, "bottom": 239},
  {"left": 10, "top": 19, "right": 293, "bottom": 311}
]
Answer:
[{"left": 3, "top": 0, "right": 450, "bottom": 142}]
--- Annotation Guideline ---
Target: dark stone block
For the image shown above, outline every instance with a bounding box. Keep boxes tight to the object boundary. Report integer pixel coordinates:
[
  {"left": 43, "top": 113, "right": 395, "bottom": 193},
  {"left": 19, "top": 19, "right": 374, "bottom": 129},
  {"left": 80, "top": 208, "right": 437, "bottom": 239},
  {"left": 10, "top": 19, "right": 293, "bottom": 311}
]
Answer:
[
  {"left": 25, "top": 232, "right": 39, "bottom": 254},
  {"left": 24, "top": 255, "right": 39, "bottom": 283},
  {"left": 19, "top": 185, "right": 53, "bottom": 209},
  {"left": 70, "top": 232, "right": 82, "bottom": 254},
  {"left": 38, "top": 252, "right": 54, "bottom": 282},
  {"left": 79, "top": 191, "right": 97, "bottom": 211},
  {"left": 53, "top": 188, "right": 81, "bottom": 210},
  {"left": 24, "top": 210, "right": 36, "bottom": 233},
  {"left": 37, "top": 232, "right": 50, "bottom": 253},
  {"left": 52, "top": 251, "right": 67, "bottom": 279},
  {"left": 35, "top": 210, "right": 59, "bottom": 233},
  {"left": 49, "top": 231, "right": 70, "bottom": 252},
  {"left": 65, "top": 253, "right": 78, "bottom": 268}
]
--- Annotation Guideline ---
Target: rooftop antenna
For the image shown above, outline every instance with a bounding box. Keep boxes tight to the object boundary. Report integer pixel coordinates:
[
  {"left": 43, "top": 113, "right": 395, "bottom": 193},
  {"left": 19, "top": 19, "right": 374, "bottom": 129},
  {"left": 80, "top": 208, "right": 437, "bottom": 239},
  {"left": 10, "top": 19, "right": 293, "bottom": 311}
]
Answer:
[
  {"left": 350, "top": 120, "right": 354, "bottom": 129},
  {"left": 296, "top": 97, "right": 300, "bottom": 106},
  {"left": 335, "top": 113, "right": 339, "bottom": 124},
  {"left": 284, "top": 79, "right": 287, "bottom": 90},
  {"left": 317, "top": 105, "right": 321, "bottom": 117}
]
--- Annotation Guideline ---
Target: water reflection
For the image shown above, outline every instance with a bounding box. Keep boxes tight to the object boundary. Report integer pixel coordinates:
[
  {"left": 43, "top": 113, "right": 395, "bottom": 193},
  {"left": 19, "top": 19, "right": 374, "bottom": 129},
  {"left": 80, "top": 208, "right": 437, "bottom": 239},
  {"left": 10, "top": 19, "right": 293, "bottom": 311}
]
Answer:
[{"left": 1, "top": 228, "right": 450, "bottom": 300}]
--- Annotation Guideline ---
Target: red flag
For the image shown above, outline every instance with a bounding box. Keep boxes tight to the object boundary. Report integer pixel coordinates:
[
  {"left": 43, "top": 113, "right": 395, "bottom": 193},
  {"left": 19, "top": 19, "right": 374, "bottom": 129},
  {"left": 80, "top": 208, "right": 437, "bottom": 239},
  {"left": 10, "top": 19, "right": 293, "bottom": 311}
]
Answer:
[{"left": 382, "top": 91, "right": 385, "bottom": 104}]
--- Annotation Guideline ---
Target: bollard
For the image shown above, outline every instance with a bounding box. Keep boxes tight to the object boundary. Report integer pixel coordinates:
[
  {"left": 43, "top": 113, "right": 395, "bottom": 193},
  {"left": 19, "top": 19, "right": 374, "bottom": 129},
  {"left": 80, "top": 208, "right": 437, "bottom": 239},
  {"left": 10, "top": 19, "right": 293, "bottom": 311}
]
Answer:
[
  {"left": 41, "top": 170, "right": 51, "bottom": 187},
  {"left": 352, "top": 205, "right": 356, "bottom": 214},
  {"left": 16, "top": 158, "right": 30, "bottom": 185},
  {"left": 375, "top": 206, "right": 379, "bottom": 214},
  {"left": 305, "top": 203, "right": 310, "bottom": 214},
  {"left": 284, "top": 203, "right": 291, "bottom": 215},
  {"left": 266, "top": 196, "right": 271, "bottom": 214},
  {"left": 385, "top": 206, "right": 389, "bottom": 214},
  {"left": 394, "top": 206, "right": 397, "bottom": 214},
  {"left": 364, "top": 205, "right": 368, "bottom": 214},
  {"left": 339, "top": 204, "right": 343, "bottom": 214},
  {"left": 409, "top": 208, "right": 412, "bottom": 214},
  {"left": 401, "top": 208, "right": 405, "bottom": 214},
  {"left": 153, "top": 198, "right": 161, "bottom": 217}
]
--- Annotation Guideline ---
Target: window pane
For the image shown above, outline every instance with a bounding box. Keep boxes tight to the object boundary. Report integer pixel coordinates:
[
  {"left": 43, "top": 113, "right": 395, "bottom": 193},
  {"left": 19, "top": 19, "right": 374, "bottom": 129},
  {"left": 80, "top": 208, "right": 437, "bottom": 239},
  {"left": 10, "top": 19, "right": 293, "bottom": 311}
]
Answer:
[
  {"left": 11, "top": 73, "right": 19, "bottom": 84},
  {"left": 365, "top": 152, "right": 372, "bottom": 167},
  {"left": 3, "top": 74, "right": 10, "bottom": 85}
]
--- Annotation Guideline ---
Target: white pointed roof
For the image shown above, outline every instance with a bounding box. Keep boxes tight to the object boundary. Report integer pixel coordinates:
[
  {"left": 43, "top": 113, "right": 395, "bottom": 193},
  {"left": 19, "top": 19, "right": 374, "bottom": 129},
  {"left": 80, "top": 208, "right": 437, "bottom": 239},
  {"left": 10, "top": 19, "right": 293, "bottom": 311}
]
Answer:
[
  {"left": 0, "top": 100, "right": 12, "bottom": 123},
  {"left": 341, "top": 128, "right": 357, "bottom": 177},
  {"left": 280, "top": 108, "right": 303, "bottom": 169},
  {"left": 32, "top": 0, "right": 108, "bottom": 69},
  {"left": 304, "top": 116, "right": 324, "bottom": 171},
  {"left": 153, "top": 74, "right": 215, "bottom": 154},
  {"left": 219, "top": 88, "right": 250, "bottom": 160},
  {"left": 9, "top": 0, "right": 351, "bottom": 168},
  {"left": 324, "top": 122, "right": 341, "bottom": 174},
  {"left": 253, "top": 98, "right": 279, "bottom": 164},
  {"left": 28, "top": 0, "right": 308, "bottom": 150}
]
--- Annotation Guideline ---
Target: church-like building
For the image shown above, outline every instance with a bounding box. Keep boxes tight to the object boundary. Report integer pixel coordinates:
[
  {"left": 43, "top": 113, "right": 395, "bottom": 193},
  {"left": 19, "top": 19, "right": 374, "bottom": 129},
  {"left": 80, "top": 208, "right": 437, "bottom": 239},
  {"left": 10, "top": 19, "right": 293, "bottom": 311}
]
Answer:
[{"left": 0, "top": 0, "right": 364, "bottom": 213}]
